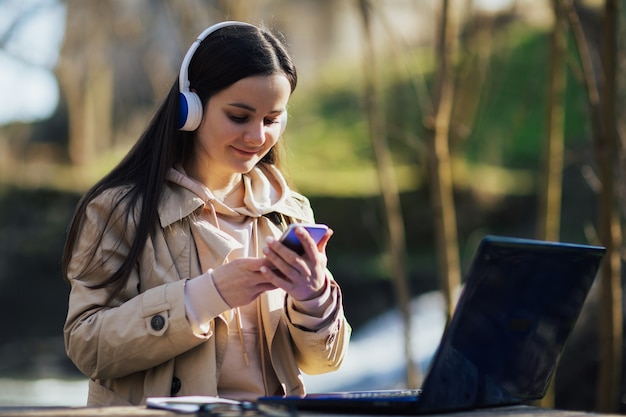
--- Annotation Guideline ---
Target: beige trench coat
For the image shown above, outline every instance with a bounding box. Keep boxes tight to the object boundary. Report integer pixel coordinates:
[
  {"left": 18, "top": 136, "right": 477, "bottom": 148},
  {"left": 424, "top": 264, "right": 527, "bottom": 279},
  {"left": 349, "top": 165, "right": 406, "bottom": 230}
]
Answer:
[{"left": 64, "top": 180, "right": 351, "bottom": 406}]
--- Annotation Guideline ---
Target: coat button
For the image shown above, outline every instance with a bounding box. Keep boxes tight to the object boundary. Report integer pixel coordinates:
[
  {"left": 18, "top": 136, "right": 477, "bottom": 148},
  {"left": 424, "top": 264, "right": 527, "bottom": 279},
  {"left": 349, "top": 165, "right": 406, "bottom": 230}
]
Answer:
[
  {"left": 171, "top": 377, "right": 181, "bottom": 395},
  {"left": 151, "top": 315, "right": 165, "bottom": 331}
]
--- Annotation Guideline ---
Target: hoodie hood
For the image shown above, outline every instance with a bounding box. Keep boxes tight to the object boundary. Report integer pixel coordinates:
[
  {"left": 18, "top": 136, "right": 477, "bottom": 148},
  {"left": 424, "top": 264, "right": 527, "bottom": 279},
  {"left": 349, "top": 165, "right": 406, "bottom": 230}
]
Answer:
[{"left": 158, "top": 164, "right": 312, "bottom": 228}]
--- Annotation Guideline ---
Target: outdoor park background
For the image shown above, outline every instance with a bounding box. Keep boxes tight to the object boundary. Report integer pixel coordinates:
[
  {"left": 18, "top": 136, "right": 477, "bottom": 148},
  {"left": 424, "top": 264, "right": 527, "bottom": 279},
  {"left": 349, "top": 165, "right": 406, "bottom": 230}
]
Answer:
[{"left": 1, "top": 0, "right": 625, "bottom": 413}]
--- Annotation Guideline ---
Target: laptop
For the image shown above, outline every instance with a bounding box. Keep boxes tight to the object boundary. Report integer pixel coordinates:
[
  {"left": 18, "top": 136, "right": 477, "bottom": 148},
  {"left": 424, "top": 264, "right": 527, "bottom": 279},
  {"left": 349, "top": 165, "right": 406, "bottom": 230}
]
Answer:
[{"left": 258, "top": 235, "right": 605, "bottom": 414}]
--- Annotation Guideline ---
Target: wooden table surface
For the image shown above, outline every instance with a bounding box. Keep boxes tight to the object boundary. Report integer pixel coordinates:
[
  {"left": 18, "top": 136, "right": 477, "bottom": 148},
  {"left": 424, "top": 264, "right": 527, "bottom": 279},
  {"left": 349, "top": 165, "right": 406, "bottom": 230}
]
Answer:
[{"left": 0, "top": 405, "right": 618, "bottom": 417}]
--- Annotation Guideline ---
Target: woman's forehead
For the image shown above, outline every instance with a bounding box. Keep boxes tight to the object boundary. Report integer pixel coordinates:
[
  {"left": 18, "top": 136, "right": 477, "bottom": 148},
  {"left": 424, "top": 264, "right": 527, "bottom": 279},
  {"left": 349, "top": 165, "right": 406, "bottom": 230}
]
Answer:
[{"left": 214, "top": 75, "right": 291, "bottom": 112}]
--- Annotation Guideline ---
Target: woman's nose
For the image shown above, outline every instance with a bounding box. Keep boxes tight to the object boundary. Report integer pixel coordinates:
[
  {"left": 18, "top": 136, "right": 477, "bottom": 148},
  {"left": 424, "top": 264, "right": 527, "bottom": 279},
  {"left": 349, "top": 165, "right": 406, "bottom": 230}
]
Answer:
[{"left": 243, "top": 121, "right": 266, "bottom": 145}]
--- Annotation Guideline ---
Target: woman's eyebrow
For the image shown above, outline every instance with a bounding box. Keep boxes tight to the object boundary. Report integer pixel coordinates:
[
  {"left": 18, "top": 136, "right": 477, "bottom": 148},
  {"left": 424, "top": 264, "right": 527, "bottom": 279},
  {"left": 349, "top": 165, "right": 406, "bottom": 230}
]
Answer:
[
  {"left": 228, "top": 102, "right": 284, "bottom": 115},
  {"left": 228, "top": 102, "right": 256, "bottom": 112}
]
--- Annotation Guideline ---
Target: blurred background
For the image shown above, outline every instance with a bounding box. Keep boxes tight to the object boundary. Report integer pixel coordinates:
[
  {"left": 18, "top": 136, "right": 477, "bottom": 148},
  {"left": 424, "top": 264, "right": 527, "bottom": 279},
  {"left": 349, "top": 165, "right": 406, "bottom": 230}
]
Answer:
[{"left": 1, "top": 0, "right": 625, "bottom": 413}]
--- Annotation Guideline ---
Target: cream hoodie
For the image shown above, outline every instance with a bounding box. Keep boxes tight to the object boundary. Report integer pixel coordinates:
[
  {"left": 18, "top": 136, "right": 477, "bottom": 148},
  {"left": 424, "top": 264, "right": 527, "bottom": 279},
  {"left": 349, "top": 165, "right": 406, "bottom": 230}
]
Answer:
[{"left": 167, "top": 165, "right": 339, "bottom": 400}]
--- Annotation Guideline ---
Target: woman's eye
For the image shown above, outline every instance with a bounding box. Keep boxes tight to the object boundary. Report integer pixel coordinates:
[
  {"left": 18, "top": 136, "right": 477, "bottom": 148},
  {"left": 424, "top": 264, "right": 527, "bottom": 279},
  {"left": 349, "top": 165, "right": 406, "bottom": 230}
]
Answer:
[
  {"left": 264, "top": 117, "right": 280, "bottom": 126},
  {"left": 229, "top": 114, "right": 248, "bottom": 123},
  {"left": 228, "top": 114, "right": 279, "bottom": 126}
]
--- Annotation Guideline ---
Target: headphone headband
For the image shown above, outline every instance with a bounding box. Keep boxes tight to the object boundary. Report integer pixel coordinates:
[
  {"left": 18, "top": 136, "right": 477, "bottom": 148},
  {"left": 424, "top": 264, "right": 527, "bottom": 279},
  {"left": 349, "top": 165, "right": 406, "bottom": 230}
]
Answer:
[
  {"left": 177, "top": 21, "right": 256, "bottom": 131},
  {"left": 177, "top": 21, "right": 288, "bottom": 134},
  {"left": 178, "top": 21, "right": 255, "bottom": 95}
]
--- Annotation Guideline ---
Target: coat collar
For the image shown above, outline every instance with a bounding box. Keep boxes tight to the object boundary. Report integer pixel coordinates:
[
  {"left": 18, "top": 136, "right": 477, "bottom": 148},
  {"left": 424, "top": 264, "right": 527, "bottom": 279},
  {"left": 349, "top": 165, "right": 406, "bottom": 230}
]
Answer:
[{"left": 158, "top": 181, "right": 205, "bottom": 228}]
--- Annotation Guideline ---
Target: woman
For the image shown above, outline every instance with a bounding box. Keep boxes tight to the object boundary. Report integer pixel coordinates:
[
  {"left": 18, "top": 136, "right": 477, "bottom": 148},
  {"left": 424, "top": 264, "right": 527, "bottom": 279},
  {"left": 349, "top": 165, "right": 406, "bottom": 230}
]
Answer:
[{"left": 62, "top": 21, "right": 351, "bottom": 406}]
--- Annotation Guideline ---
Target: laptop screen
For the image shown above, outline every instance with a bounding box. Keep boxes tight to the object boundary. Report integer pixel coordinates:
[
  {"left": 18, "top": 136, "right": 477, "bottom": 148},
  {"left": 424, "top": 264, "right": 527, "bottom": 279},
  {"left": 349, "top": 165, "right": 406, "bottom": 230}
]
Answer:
[{"left": 419, "top": 236, "right": 604, "bottom": 412}]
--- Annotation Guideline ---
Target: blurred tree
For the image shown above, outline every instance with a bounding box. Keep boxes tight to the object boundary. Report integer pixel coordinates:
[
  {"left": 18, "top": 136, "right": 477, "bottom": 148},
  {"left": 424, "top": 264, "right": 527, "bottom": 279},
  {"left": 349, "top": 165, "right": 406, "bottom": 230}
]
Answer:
[
  {"left": 557, "top": 0, "right": 622, "bottom": 411},
  {"left": 356, "top": 0, "right": 416, "bottom": 389},
  {"left": 537, "top": 0, "right": 567, "bottom": 245},
  {"left": 536, "top": 0, "right": 568, "bottom": 408},
  {"left": 56, "top": 1, "right": 114, "bottom": 165},
  {"left": 426, "top": 0, "right": 462, "bottom": 322},
  {"left": 595, "top": 0, "right": 622, "bottom": 412},
  {"left": 54, "top": 1, "right": 231, "bottom": 166}
]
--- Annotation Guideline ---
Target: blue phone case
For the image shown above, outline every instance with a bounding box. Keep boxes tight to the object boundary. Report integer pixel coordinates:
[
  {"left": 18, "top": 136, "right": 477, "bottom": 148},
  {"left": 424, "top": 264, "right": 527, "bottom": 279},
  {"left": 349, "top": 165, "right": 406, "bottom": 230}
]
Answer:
[{"left": 280, "top": 224, "right": 328, "bottom": 255}]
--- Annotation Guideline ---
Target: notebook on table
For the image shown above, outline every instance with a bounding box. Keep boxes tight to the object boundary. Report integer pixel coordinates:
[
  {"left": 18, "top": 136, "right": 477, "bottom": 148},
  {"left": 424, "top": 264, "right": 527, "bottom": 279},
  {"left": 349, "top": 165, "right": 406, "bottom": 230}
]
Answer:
[{"left": 257, "top": 235, "right": 605, "bottom": 414}]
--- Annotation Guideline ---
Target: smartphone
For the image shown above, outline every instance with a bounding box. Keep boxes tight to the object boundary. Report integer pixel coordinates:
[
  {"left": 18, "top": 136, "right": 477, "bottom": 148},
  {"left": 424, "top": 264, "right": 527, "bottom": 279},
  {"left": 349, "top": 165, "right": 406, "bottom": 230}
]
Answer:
[{"left": 279, "top": 223, "right": 329, "bottom": 255}]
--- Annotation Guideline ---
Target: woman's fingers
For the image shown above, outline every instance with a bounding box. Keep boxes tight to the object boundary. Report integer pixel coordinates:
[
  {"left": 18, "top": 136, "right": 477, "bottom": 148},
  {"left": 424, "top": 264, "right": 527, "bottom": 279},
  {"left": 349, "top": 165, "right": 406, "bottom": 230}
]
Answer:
[
  {"left": 262, "top": 231, "right": 329, "bottom": 300},
  {"left": 212, "top": 258, "right": 276, "bottom": 306}
]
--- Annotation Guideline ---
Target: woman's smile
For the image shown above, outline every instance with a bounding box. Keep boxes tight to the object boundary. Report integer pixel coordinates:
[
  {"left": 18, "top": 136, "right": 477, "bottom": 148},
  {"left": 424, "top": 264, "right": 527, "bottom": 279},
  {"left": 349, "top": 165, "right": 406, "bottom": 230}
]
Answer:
[{"left": 231, "top": 145, "right": 262, "bottom": 157}]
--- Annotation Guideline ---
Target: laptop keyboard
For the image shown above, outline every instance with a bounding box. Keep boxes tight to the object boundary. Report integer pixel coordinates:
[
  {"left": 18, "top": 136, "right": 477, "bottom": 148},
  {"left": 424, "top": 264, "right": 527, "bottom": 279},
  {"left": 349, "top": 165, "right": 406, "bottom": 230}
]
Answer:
[{"left": 338, "top": 389, "right": 422, "bottom": 399}]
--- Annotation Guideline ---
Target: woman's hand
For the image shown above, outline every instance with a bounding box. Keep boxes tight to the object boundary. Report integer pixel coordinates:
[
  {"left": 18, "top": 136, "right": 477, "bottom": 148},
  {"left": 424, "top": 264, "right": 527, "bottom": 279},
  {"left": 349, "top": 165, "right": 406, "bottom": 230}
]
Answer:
[
  {"left": 261, "top": 226, "right": 333, "bottom": 301},
  {"left": 211, "top": 258, "right": 277, "bottom": 308},
  {"left": 211, "top": 226, "right": 333, "bottom": 306}
]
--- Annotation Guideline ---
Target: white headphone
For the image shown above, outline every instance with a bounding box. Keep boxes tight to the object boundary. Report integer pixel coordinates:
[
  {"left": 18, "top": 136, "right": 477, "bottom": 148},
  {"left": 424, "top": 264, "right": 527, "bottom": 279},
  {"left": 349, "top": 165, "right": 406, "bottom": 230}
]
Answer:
[{"left": 177, "top": 21, "right": 288, "bottom": 134}]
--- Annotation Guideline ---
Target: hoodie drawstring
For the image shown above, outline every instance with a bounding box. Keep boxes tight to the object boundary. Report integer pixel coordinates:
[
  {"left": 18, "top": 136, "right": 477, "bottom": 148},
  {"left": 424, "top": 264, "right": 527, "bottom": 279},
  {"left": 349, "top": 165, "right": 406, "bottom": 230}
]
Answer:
[
  {"left": 234, "top": 307, "right": 250, "bottom": 367},
  {"left": 205, "top": 199, "right": 261, "bottom": 368}
]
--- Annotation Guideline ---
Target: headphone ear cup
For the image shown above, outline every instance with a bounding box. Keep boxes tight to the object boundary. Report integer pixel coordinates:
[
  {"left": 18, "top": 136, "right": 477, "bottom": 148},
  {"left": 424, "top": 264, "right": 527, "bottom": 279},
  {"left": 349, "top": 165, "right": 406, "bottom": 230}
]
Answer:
[
  {"left": 178, "top": 91, "right": 203, "bottom": 131},
  {"left": 279, "top": 111, "right": 288, "bottom": 135}
]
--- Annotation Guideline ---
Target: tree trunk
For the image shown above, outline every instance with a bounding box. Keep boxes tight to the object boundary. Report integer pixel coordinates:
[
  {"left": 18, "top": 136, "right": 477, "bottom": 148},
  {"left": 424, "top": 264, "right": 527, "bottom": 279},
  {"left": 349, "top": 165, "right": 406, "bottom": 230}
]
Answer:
[
  {"left": 596, "top": 0, "right": 622, "bottom": 412},
  {"left": 537, "top": 0, "right": 566, "bottom": 244},
  {"left": 56, "top": 1, "right": 114, "bottom": 166},
  {"left": 536, "top": 0, "right": 567, "bottom": 408},
  {"left": 557, "top": 0, "right": 623, "bottom": 411},
  {"left": 427, "top": 0, "right": 461, "bottom": 322},
  {"left": 357, "top": 0, "right": 418, "bottom": 388}
]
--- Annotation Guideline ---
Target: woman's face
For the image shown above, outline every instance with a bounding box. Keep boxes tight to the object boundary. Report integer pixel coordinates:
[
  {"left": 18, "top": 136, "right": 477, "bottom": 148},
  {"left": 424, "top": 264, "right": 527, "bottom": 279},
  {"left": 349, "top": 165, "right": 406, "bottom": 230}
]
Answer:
[{"left": 192, "top": 74, "right": 291, "bottom": 183}]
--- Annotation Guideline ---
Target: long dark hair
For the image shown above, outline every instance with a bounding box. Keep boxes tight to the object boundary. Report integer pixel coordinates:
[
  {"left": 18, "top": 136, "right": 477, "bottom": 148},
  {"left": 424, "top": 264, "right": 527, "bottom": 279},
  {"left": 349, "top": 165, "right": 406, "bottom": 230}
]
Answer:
[{"left": 62, "top": 24, "right": 297, "bottom": 301}]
